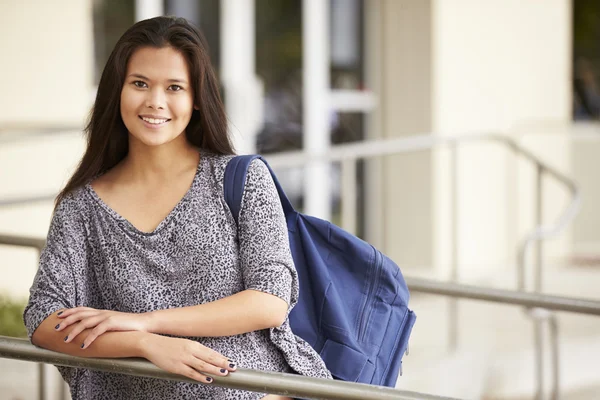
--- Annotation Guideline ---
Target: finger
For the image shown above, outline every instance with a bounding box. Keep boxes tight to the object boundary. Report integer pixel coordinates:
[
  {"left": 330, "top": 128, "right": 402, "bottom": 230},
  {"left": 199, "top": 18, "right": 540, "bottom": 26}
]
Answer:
[
  {"left": 178, "top": 365, "right": 215, "bottom": 384},
  {"left": 64, "top": 316, "right": 105, "bottom": 343},
  {"left": 81, "top": 322, "right": 110, "bottom": 349},
  {"left": 188, "top": 355, "right": 229, "bottom": 377},
  {"left": 57, "top": 307, "right": 96, "bottom": 318},
  {"left": 192, "top": 344, "right": 235, "bottom": 372},
  {"left": 56, "top": 311, "right": 100, "bottom": 331}
]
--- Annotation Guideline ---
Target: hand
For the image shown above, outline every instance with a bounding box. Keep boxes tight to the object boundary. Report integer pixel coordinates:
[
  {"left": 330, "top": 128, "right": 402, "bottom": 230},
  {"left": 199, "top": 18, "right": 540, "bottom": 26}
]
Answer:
[
  {"left": 140, "top": 334, "right": 236, "bottom": 383},
  {"left": 56, "top": 307, "right": 151, "bottom": 349}
]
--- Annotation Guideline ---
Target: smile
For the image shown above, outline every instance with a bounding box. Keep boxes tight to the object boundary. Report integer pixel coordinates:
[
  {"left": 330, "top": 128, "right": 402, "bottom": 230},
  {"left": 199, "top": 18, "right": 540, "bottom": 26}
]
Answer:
[{"left": 139, "top": 116, "right": 171, "bottom": 125}]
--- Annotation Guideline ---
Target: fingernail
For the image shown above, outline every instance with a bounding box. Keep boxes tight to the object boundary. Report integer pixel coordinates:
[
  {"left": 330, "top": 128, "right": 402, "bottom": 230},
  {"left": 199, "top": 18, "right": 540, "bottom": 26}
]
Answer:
[
  {"left": 220, "top": 369, "right": 226, "bottom": 373},
  {"left": 55, "top": 324, "right": 60, "bottom": 330},
  {"left": 80, "top": 344, "right": 85, "bottom": 349},
  {"left": 206, "top": 377, "right": 213, "bottom": 382},
  {"left": 229, "top": 363, "right": 235, "bottom": 368},
  {"left": 64, "top": 336, "right": 68, "bottom": 342},
  {"left": 57, "top": 311, "right": 63, "bottom": 316}
]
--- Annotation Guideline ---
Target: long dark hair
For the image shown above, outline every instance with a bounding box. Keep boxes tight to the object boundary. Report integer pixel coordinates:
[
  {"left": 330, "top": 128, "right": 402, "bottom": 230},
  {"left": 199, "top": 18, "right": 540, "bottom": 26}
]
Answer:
[{"left": 56, "top": 16, "right": 234, "bottom": 206}]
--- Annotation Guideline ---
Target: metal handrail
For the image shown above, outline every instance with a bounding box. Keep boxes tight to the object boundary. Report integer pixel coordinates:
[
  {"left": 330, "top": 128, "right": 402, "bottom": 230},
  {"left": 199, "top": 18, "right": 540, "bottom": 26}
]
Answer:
[
  {"left": 2, "top": 233, "right": 598, "bottom": 316},
  {"left": 0, "top": 132, "right": 579, "bottom": 207},
  {"left": 0, "top": 234, "right": 45, "bottom": 250},
  {"left": 2, "top": 274, "right": 599, "bottom": 400},
  {"left": 406, "top": 277, "right": 600, "bottom": 316},
  {"left": 5, "top": 230, "right": 600, "bottom": 399},
  {"left": 0, "top": 336, "right": 459, "bottom": 400},
  {"left": 0, "top": 132, "right": 584, "bottom": 400},
  {"left": 260, "top": 133, "right": 579, "bottom": 287}
]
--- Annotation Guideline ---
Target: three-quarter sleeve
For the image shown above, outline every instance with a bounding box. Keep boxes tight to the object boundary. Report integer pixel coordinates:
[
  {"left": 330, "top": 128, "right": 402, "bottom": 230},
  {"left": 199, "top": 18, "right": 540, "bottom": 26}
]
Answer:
[
  {"left": 23, "top": 194, "right": 88, "bottom": 340},
  {"left": 237, "top": 160, "right": 297, "bottom": 309}
]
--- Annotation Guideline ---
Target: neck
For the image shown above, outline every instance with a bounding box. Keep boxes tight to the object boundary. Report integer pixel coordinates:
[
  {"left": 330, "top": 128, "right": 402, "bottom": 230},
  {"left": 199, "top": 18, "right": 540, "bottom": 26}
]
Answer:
[{"left": 123, "top": 135, "right": 200, "bottom": 183}]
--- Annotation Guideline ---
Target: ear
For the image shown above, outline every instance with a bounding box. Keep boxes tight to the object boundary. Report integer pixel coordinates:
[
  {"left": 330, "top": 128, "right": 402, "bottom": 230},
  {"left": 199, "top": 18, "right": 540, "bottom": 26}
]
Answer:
[{"left": 193, "top": 104, "right": 200, "bottom": 110}]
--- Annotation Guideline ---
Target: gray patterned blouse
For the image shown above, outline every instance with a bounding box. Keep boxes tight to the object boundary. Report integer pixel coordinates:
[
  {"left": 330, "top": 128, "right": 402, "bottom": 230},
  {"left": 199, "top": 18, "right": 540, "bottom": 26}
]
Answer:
[{"left": 23, "top": 152, "right": 331, "bottom": 400}]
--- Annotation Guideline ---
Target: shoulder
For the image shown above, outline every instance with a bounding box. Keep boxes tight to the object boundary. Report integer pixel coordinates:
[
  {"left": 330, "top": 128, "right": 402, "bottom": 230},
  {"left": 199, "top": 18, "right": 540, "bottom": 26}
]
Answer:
[
  {"left": 54, "top": 186, "right": 87, "bottom": 215},
  {"left": 47, "top": 186, "right": 91, "bottom": 245},
  {"left": 52, "top": 185, "right": 92, "bottom": 228},
  {"left": 245, "top": 158, "right": 272, "bottom": 186},
  {"left": 200, "top": 152, "right": 269, "bottom": 182},
  {"left": 199, "top": 151, "right": 235, "bottom": 182}
]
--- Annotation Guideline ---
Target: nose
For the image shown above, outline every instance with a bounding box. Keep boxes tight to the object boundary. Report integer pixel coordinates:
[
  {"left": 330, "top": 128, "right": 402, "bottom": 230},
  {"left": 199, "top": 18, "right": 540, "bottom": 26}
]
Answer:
[{"left": 145, "top": 87, "right": 165, "bottom": 110}]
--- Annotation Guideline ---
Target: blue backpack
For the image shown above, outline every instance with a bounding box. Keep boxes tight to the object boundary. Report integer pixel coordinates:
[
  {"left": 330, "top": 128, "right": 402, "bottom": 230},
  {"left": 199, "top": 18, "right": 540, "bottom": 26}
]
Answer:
[{"left": 224, "top": 155, "right": 416, "bottom": 387}]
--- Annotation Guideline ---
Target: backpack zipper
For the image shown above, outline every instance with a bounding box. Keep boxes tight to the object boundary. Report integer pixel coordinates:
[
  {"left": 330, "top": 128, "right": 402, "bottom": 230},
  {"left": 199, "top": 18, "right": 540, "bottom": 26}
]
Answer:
[{"left": 357, "top": 246, "right": 383, "bottom": 342}]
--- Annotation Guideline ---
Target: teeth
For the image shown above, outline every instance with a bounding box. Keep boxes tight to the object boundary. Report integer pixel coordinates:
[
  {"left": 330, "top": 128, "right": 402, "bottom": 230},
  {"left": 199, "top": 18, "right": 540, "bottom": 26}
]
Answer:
[{"left": 141, "top": 117, "right": 168, "bottom": 124}]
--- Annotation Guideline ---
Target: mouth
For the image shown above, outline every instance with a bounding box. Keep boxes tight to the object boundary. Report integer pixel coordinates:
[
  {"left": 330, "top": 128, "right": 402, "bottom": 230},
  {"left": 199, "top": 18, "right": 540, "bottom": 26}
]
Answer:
[{"left": 138, "top": 116, "right": 172, "bottom": 125}]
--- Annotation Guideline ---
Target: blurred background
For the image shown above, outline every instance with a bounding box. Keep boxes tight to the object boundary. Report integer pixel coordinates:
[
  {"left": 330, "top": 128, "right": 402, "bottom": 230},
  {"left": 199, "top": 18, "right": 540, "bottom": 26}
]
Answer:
[{"left": 1, "top": 0, "right": 600, "bottom": 399}]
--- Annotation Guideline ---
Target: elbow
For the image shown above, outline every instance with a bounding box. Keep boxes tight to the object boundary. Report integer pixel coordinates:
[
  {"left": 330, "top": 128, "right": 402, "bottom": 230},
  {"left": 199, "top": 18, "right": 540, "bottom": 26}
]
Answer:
[
  {"left": 263, "top": 301, "right": 288, "bottom": 328},
  {"left": 29, "top": 311, "right": 65, "bottom": 350},
  {"left": 264, "top": 313, "right": 286, "bottom": 329},
  {"left": 31, "top": 327, "right": 50, "bottom": 349},
  {"left": 245, "top": 290, "right": 289, "bottom": 329}
]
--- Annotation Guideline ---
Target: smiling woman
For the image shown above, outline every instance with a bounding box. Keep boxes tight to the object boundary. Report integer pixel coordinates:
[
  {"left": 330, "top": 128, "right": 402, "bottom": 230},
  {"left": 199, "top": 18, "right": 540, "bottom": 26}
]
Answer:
[{"left": 22, "top": 16, "right": 331, "bottom": 400}]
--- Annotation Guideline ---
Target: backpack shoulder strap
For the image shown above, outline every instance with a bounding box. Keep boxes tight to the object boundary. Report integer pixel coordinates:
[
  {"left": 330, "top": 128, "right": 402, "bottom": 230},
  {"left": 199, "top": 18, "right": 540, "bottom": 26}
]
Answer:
[
  {"left": 224, "top": 155, "right": 260, "bottom": 225},
  {"left": 224, "top": 155, "right": 295, "bottom": 226}
]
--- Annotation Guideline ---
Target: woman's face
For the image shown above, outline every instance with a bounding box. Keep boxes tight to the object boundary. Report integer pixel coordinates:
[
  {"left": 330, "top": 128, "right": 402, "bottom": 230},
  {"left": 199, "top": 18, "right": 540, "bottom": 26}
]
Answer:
[{"left": 120, "top": 46, "right": 196, "bottom": 148}]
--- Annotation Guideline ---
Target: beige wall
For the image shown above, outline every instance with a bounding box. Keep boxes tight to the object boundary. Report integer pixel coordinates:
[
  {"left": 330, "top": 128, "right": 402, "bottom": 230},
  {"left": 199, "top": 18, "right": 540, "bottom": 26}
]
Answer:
[
  {"left": 566, "top": 123, "right": 600, "bottom": 255},
  {"left": 0, "top": 0, "right": 94, "bottom": 128},
  {"left": 0, "top": 0, "right": 93, "bottom": 298},
  {"left": 432, "top": 0, "right": 572, "bottom": 279},
  {"left": 366, "top": 0, "right": 573, "bottom": 280},
  {"left": 365, "top": 0, "right": 434, "bottom": 268},
  {"left": 0, "top": 132, "right": 86, "bottom": 299}
]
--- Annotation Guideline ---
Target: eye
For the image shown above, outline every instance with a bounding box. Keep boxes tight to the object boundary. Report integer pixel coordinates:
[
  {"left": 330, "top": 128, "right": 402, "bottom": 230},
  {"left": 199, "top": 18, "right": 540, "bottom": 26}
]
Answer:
[
  {"left": 133, "top": 81, "right": 147, "bottom": 88},
  {"left": 168, "top": 85, "right": 183, "bottom": 91}
]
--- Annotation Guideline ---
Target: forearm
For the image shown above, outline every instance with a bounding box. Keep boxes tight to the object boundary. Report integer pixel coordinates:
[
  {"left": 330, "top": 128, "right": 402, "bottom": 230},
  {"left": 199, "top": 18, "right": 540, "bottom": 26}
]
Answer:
[
  {"left": 32, "top": 310, "right": 148, "bottom": 358},
  {"left": 148, "top": 290, "right": 288, "bottom": 337}
]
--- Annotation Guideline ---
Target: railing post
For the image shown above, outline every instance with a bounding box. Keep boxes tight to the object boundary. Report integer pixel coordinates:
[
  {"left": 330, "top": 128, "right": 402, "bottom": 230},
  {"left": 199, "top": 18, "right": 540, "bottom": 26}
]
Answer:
[
  {"left": 534, "top": 164, "right": 544, "bottom": 400},
  {"left": 34, "top": 246, "right": 47, "bottom": 400},
  {"left": 534, "top": 316, "right": 544, "bottom": 400},
  {"left": 449, "top": 142, "right": 459, "bottom": 352},
  {"left": 38, "top": 363, "right": 46, "bottom": 400},
  {"left": 535, "top": 164, "right": 543, "bottom": 293},
  {"left": 549, "top": 313, "right": 560, "bottom": 400}
]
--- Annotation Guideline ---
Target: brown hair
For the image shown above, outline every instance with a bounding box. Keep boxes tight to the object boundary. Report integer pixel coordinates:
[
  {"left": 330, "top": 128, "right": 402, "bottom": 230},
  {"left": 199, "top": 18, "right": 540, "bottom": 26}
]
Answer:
[{"left": 56, "top": 16, "right": 234, "bottom": 206}]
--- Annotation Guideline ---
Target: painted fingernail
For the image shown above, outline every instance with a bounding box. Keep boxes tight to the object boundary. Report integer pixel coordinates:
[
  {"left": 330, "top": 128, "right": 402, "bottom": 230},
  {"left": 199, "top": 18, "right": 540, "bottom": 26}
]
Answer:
[
  {"left": 57, "top": 311, "right": 63, "bottom": 316},
  {"left": 55, "top": 324, "right": 60, "bottom": 330},
  {"left": 229, "top": 363, "right": 235, "bottom": 368},
  {"left": 64, "top": 336, "right": 68, "bottom": 342},
  {"left": 220, "top": 369, "right": 226, "bottom": 373},
  {"left": 80, "top": 344, "right": 85, "bottom": 349},
  {"left": 206, "top": 377, "right": 213, "bottom": 382}
]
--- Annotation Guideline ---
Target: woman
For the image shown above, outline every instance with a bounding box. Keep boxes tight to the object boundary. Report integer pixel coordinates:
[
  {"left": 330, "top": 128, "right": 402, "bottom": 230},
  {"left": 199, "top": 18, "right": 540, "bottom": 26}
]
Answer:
[{"left": 23, "top": 16, "right": 331, "bottom": 400}]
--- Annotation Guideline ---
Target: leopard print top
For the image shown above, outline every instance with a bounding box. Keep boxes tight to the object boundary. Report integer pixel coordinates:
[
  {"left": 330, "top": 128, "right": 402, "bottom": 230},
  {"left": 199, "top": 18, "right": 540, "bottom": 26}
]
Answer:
[{"left": 23, "top": 152, "right": 331, "bottom": 400}]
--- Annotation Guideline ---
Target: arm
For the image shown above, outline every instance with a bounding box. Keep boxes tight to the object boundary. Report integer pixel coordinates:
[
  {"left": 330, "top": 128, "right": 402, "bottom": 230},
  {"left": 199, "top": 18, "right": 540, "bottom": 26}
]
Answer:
[
  {"left": 147, "top": 289, "right": 287, "bottom": 337},
  {"left": 33, "top": 309, "right": 146, "bottom": 358},
  {"left": 34, "top": 309, "right": 234, "bottom": 382}
]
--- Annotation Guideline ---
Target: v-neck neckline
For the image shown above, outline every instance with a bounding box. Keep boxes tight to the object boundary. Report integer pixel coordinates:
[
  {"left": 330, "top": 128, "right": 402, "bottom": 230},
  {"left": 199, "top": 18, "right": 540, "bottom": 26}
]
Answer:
[{"left": 86, "top": 155, "right": 203, "bottom": 236}]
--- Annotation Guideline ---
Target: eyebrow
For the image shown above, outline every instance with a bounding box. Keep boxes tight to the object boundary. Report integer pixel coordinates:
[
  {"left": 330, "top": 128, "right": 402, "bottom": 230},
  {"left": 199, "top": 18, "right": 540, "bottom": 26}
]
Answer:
[{"left": 128, "top": 74, "right": 188, "bottom": 84}]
